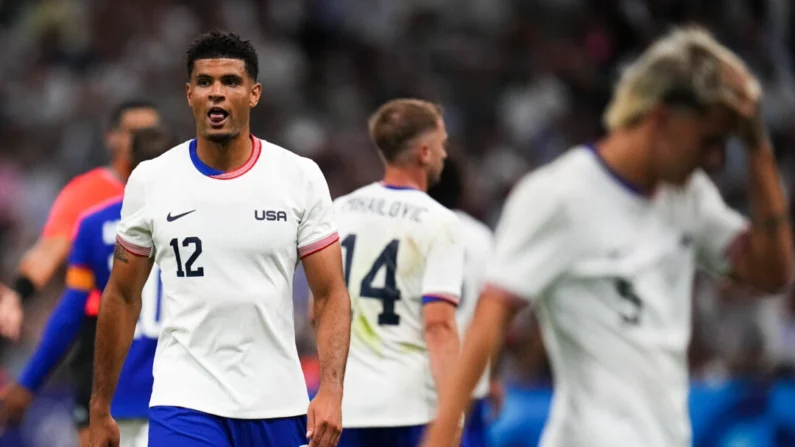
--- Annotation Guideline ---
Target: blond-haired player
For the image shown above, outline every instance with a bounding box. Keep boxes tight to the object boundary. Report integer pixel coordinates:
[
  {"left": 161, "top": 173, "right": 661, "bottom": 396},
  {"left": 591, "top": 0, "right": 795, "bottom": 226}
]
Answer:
[{"left": 424, "top": 27, "right": 794, "bottom": 447}]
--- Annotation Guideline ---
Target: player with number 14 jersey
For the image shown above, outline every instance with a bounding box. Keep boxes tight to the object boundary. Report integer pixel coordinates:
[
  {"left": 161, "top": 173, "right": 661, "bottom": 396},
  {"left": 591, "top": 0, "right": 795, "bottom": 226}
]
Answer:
[{"left": 335, "top": 99, "right": 465, "bottom": 447}]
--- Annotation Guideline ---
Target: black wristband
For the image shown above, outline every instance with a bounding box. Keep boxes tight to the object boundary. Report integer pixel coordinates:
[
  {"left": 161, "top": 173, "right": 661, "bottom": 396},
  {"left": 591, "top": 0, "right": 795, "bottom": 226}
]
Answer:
[{"left": 12, "top": 275, "right": 36, "bottom": 301}]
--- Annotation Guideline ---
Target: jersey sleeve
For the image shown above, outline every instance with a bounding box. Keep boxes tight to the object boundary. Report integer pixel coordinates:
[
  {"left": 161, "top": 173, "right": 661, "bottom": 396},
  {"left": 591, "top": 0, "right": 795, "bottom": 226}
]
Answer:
[
  {"left": 421, "top": 213, "right": 465, "bottom": 306},
  {"left": 297, "top": 161, "right": 339, "bottom": 258},
  {"left": 41, "top": 178, "right": 89, "bottom": 240},
  {"left": 692, "top": 171, "right": 749, "bottom": 275},
  {"left": 116, "top": 165, "right": 154, "bottom": 257},
  {"left": 485, "top": 173, "right": 576, "bottom": 305}
]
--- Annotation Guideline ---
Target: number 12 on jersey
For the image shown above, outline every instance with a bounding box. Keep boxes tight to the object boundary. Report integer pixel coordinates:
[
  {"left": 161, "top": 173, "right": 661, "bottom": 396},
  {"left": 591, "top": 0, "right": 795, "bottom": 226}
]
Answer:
[{"left": 341, "top": 234, "right": 401, "bottom": 326}]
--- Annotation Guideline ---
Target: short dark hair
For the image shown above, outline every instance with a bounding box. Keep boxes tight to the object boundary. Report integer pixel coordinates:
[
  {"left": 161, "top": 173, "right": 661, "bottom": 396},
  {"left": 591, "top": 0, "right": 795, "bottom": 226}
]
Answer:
[
  {"left": 131, "top": 126, "right": 176, "bottom": 168},
  {"left": 108, "top": 100, "right": 157, "bottom": 130},
  {"left": 428, "top": 156, "right": 463, "bottom": 209},
  {"left": 368, "top": 99, "right": 443, "bottom": 163},
  {"left": 186, "top": 29, "right": 259, "bottom": 81}
]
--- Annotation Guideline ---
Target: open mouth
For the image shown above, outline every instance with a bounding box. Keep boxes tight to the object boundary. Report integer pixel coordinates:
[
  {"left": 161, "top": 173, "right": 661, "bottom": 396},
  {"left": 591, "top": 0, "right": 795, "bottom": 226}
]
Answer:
[{"left": 207, "top": 107, "right": 229, "bottom": 126}]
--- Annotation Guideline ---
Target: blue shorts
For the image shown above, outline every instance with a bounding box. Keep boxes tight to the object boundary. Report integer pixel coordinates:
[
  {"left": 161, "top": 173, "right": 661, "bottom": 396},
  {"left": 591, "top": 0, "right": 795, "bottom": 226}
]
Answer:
[
  {"left": 339, "top": 425, "right": 425, "bottom": 447},
  {"left": 148, "top": 406, "right": 308, "bottom": 447},
  {"left": 462, "top": 399, "right": 489, "bottom": 447}
]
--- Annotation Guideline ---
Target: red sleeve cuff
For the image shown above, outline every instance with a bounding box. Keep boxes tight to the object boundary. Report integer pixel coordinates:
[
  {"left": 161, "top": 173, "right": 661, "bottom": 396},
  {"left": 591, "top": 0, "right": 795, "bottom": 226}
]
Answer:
[
  {"left": 116, "top": 235, "right": 152, "bottom": 257},
  {"left": 299, "top": 232, "right": 340, "bottom": 258}
]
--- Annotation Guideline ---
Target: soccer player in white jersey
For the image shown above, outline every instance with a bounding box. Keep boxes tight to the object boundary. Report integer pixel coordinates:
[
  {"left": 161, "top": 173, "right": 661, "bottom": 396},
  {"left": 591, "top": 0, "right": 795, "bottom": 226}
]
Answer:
[
  {"left": 88, "top": 30, "right": 352, "bottom": 447},
  {"left": 427, "top": 157, "right": 495, "bottom": 447},
  {"left": 424, "top": 27, "right": 794, "bottom": 447},
  {"left": 333, "top": 99, "right": 465, "bottom": 447}
]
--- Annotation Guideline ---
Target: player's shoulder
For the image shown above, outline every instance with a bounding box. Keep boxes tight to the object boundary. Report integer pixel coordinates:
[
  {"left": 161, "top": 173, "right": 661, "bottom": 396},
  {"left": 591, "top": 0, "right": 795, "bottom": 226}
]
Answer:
[
  {"left": 510, "top": 146, "right": 592, "bottom": 202},
  {"left": 454, "top": 210, "right": 493, "bottom": 242},
  {"left": 257, "top": 137, "right": 322, "bottom": 176},
  {"left": 136, "top": 139, "right": 191, "bottom": 174},
  {"left": 424, "top": 194, "right": 458, "bottom": 222},
  {"left": 333, "top": 183, "right": 373, "bottom": 206},
  {"left": 683, "top": 169, "right": 718, "bottom": 196},
  {"left": 61, "top": 167, "right": 116, "bottom": 194},
  {"left": 75, "top": 196, "right": 124, "bottom": 235}
]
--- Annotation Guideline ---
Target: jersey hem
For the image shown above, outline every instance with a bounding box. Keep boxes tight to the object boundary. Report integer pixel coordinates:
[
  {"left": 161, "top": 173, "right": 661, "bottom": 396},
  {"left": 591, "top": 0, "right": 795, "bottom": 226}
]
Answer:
[{"left": 342, "top": 416, "right": 433, "bottom": 428}]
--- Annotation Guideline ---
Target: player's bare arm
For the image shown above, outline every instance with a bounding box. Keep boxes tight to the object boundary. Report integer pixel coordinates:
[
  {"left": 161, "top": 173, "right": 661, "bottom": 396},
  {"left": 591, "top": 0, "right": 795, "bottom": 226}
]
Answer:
[
  {"left": 422, "top": 289, "right": 516, "bottom": 447},
  {"left": 722, "top": 70, "right": 794, "bottom": 292},
  {"left": 0, "top": 236, "right": 71, "bottom": 340},
  {"left": 89, "top": 242, "right": 154, "bottom": 446},
  {"left": 303, "top": 240, "right": 351, "bottom": 447},
  {"left": 423, "top": 301, "right": 460, "bottom": 400},
  {"left": 18, "top": 236, "right": 73, "bottom": 288}
]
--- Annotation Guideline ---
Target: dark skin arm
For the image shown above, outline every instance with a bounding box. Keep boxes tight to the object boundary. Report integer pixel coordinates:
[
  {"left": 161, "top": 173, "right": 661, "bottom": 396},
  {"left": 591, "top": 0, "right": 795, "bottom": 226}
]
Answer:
[
  {"left": 89, "top": 243, "right": 153, "bottom": 446},
  {"left": 302, "top": 241, "right": 351, "bottom": 447}
]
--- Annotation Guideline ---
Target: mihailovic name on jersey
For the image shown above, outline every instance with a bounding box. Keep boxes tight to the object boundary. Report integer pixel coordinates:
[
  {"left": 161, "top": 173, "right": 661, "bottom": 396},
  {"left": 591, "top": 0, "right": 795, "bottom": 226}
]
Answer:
[
  {"left": 116, "top": 136, "right": 338, "bottom": 419},
  {"left": 486, "top": 145, "right": 748, "bottom": 447},
  {"left": 334, "top": 183, "right": 465, "bottom": 428}
]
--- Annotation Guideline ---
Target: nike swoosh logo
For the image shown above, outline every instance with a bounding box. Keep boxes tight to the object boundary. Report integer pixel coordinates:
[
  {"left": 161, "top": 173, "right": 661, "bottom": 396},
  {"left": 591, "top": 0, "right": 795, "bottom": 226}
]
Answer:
[{"left": 166, "top": 210, "right": 196, "bottom": 222}]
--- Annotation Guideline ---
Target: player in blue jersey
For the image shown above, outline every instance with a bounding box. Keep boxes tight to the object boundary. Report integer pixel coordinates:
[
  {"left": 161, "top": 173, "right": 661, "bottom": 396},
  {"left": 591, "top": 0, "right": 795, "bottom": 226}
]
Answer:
[{"left": 0, "top": 126, "right": 175, "bottom": 447}]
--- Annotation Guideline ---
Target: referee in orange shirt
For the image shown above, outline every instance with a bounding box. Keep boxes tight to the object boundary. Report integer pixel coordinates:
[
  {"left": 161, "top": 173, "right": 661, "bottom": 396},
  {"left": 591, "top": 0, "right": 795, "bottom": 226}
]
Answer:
[{"left": 0, "top": 100, "right": 161, "bottom": 340}]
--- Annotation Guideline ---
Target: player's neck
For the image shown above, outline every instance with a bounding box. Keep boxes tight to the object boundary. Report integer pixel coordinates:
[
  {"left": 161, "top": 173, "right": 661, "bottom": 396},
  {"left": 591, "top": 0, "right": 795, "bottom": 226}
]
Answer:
[
  {"left": 596, "top": 131, "right": 658, "bottom": 195},
  {"left": 382, "top": 165, "right": 427, "bottom": 192},
  {"left": 196, "top": 132, "right": 252, "bottom": 173},
  {"left": 108, "top": 160, "right": 129, "bottom": 183}
]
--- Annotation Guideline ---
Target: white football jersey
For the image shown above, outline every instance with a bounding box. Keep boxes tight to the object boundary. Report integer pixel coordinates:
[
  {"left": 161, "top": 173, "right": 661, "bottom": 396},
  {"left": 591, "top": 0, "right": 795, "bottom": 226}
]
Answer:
[
  {"left": 116, "top": 136, "right": 338, "bottom": 419},
  {"left": 486, "top": 146, "right": 748, "bottom": 447},
  {"left": 335, "top": 183, "right": 465, "bottom": 427},
  {"left": 454, "top": 210, "right": 494, "bottom": 400}
]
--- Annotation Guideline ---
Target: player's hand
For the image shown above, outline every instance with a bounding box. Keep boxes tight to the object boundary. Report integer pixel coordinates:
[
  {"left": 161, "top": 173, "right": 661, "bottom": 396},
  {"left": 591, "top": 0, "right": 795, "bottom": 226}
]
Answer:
[
  {"left": 306, "top": 385, "right": 343, "bottom": 447},
  {"left": 0, "top": 286, "right": 23, "bottom": 341},
  {"left": 0, "top": 383, "right": 34, "bottom": 427},
  {"left": 88, "top": 410, "right": 120, "bottom": 447},
  {"left": 488, "top": 378, "right": 505, "bottom": 418},
  {"left": 719, "top": 63, "right": 768, "bottom": 149},
  {"left": 421, "top": 420, "right": 463, "bottom": 447}
]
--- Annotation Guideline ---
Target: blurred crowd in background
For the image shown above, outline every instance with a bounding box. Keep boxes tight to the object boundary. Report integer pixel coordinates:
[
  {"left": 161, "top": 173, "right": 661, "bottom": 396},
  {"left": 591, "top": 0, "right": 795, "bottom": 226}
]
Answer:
[{"left": 1, "top": 0, "right": 795, "bottom": 445}]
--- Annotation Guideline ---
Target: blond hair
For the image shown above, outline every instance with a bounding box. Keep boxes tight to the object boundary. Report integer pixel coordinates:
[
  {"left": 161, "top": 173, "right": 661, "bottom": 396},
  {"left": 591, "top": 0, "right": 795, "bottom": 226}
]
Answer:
[{"left": 604, "top": 26, "right": 758, "bottom": 130}]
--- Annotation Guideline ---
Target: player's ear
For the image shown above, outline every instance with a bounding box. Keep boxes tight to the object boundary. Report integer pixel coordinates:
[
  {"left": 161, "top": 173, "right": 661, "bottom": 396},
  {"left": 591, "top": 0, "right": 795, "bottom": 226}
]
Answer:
[
  {"left": 417, "top": 142, "right": 431, "bottom": 165},
  {"left": 249, "top": 82, "right": 262, "bottom": 108},
  {"left": 185, "top": 82, "right": 193, "bottom": 108},
  {"left": 645, "top": 105, "right": 670, "bottom": 133}
]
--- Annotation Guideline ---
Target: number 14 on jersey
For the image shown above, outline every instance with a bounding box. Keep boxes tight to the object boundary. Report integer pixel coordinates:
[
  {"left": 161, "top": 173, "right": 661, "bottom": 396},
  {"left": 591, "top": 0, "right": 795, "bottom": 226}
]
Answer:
[{"left": 341, "top": 234, "right": 401, "bottom": 326}]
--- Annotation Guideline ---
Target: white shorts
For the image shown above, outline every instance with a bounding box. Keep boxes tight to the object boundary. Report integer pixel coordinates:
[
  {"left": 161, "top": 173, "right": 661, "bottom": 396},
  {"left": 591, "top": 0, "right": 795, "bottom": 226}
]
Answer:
[{"left": 118, "top": 419, "right": 149, "bottom": 447}]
